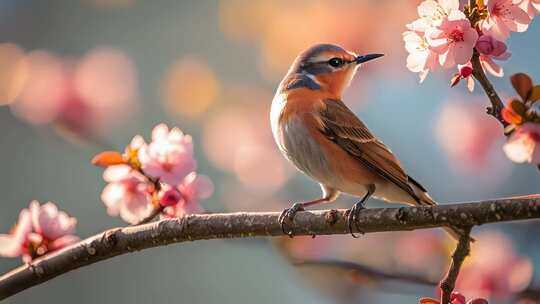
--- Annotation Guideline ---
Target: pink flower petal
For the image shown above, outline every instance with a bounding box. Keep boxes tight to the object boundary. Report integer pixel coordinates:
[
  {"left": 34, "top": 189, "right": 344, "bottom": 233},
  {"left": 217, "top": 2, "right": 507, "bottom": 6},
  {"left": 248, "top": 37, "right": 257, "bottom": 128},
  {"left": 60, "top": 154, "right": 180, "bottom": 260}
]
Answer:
[
  {"left": 30, "top": 201, "right": 77, "bottom": 240},
  {"left": 101, "top": 183, "right": 125, "bottom": 216},
  {"left": 184, "top": 173, "right": 215, "bottom": 200},
  {"left": 439, "top": 48, "right": 455, "bottom": 68},
  {"left": 151, "top": 123, "right": 170, "bottom": 141},
  {"left": 119, "top": 193, "right": 152, "bottom": 224},
  {"left": 480, "top": 55, "right": 504, "bottom": 77},
  {"left": 49, "top": 235, "right": 80, "bottom": 251},
  {"left": 138, "top": 123, "right": 197, "bottom": 185},
  {"left": 0, "top": 235, "right": 23, "bottom": 257},
  {"left": 453, "top": 42, "right": 475, "bottom": 65},
  {"left": 503, "top": 125, "right": 537, "bottom": 163},
  {"left": 103, "top": 164, "right": 132, "bottom": 182}
]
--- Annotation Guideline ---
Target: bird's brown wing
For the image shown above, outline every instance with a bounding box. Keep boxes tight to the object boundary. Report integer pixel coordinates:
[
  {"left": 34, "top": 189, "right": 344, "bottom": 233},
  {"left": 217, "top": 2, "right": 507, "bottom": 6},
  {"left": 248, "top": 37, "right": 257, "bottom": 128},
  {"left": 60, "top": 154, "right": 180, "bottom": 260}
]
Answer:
[{"left": 319, "top": 99, "right": 419, "bottom": 202}]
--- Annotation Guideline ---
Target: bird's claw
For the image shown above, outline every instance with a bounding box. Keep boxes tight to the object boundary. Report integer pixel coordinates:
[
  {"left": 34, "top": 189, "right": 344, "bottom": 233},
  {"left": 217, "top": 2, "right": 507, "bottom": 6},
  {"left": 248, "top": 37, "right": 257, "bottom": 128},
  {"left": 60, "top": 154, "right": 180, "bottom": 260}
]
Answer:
[
  {"left": 278, "top": 203, "right": 305, "bottom": 238},
  {"left": 347, "top": 202, "right": 366, "bottom": 238}
]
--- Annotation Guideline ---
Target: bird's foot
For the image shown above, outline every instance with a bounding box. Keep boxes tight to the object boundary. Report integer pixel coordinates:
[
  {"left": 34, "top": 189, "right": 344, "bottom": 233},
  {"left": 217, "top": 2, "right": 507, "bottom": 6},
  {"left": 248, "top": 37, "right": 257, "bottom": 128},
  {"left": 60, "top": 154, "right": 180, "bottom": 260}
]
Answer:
[
  {"left": 278, "top": 203, "right": 305, "bottom": 238},
  {"left": 347, "top": 202, "right": 366, "bottom": 238}
]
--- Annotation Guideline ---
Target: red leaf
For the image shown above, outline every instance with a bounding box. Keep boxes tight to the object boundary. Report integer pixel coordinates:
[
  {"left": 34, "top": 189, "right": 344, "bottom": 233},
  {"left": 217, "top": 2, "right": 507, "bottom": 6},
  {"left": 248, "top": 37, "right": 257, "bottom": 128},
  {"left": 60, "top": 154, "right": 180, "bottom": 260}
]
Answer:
[
  {"left": 91, "top": 151, "right": 125, "bottom": 167},
  {"left": 529, "top": 85, "right": 540, "bottom": 102},
  {"left": 419, "top": 298, "right": 440, "bottom": 304},
  {"left": 502, "top": 107, "right": 522, "bottom": 125},
  {"left": 510, "top": 73, "right": 533, "bottom": 101}
]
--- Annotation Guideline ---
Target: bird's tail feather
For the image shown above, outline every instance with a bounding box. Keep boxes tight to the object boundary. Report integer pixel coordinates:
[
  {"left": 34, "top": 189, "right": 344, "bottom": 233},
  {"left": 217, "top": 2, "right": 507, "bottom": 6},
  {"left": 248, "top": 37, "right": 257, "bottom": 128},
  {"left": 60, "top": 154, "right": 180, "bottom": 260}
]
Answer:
[{"left": 407, "top": 176, "right": 472, "bottom": 242}]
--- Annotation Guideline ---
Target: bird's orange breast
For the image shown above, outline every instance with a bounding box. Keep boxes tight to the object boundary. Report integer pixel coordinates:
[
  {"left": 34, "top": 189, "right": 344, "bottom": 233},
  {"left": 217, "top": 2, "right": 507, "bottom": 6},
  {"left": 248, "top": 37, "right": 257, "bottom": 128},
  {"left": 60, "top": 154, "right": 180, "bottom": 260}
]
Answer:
[
  {"left": 273, "top": 88, "right": 382, "bottom": 192},
  {"left": 278, "top": 87, "right": 331, "bottom": 124}
]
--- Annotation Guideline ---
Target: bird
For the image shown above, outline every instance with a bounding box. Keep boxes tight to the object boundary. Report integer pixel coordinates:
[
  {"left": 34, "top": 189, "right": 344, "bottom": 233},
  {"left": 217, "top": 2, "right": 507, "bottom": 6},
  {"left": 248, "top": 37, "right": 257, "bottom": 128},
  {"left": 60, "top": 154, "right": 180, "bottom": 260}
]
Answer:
[{"left": 270, "top": 43, "right": 460, "bottom": 239}]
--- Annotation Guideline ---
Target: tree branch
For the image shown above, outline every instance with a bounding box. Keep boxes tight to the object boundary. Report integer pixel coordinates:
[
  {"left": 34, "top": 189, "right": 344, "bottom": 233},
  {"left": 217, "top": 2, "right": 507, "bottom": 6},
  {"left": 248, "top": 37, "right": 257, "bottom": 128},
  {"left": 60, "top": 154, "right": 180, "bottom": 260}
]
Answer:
[
  {"left": 470, "top": 50, "right": 509, "bottom": 128},
  {"left": 439, "top": 227, "right": 472, "bottom": 304},
  {"left": 1, "top": 195, "right": 539, "bottom": 300},
  {"left": 296, "top": 258, "right": 540, "bottom": 301}
]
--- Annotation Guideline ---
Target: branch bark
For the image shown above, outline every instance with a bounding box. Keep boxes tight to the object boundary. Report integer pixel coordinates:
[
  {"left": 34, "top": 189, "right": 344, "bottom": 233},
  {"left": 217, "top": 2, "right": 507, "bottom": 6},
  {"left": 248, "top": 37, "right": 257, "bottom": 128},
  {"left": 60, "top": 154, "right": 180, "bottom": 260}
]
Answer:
[{"left": 1, "top": 195, "right": 539, "bottom": 300}]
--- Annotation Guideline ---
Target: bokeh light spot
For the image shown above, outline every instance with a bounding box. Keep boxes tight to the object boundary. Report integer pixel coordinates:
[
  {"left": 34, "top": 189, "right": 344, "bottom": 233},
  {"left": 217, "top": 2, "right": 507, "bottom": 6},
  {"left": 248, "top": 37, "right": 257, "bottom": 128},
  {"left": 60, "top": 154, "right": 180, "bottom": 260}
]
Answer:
[
  {"left": 0, "top": 43, "right": 28, "bottom": 106},
  {"left": 161, "top": 57, "right": 220, "bottom": 119}
]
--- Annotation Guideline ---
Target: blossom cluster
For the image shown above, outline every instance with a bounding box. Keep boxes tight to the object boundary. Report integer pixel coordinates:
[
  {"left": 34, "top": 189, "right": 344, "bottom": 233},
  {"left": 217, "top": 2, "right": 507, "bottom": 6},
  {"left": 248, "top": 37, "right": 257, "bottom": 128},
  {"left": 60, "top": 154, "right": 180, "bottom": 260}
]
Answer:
[
  {"left": 0, "top": 123, "right": 214, "bottom": 262},
  {"left": 94, "top": 123, "right": 214, "bottom": 224},
  {"left": 403, "top": 0, "right": 532, "bottom": 86},
  {"left": 0, "top": 201, "right": 79, "bottom": 262},
  {"left": 404, "top": 0, "right": 540, "bottom": 168}
]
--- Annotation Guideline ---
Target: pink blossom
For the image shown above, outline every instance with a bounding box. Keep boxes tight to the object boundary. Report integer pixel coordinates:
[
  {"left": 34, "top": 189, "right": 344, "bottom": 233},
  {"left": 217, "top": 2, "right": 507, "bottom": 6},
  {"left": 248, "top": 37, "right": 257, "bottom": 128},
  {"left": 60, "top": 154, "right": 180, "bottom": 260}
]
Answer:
[
  {"left": 520, "top": 0, "right": 540, "bottom": 16},
  {"left": 457, "top": 231, "right": 533, "bottom": 300},
  {"left": 0, "top": 201, "right": 79, "bottom": 262},
  {"left": 476, "top": 35, "right": 508, "bottom": 56},
  {"left": 101, "top": 164, "right": 153, "bottom": 224},
  {"left": 475, "top": 35, "right": 511, "bottom": 77},
  {"left": 427, "top": 10, "right": 479, "bottom": 67},
  {"left": 0, "top": 209, "right": 32, "bottom": 259},
  {"left": 30, "top": 201, "right": 77, "bottom": 243},
  {"left": 435, "top": 99, "right": 507, "bottom": 177},
  {"left": 483, "top": 0, "right": 531, "bottom": 40},
  {"left": 417, "top": 0, "right": 460, "bottom": 25},
  {"left": 138, "top": 123, "right": 196, "bottom": 185},
  {"left": 10, "top": 48, "right": 138, "bottom": 139},
  {"left": 403, "top": 20, "right": 440, "bottom": 82},
  {"left": 503, "top": 123, "right": 540, "bottom": 164},
  {"left": 162, "top": 172, "right": 214, "bottom": 218}
]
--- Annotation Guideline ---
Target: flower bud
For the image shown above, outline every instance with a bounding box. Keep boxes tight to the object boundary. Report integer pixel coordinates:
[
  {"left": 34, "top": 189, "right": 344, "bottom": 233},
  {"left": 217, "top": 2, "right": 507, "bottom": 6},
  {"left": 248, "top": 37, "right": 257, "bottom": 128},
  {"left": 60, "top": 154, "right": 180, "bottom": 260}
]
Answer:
[
  {"left": 476, "top": 35, "right": 507, "bottom": 57},
  {"left": 451, "top": 292, "right": 466, "bottom": 304},
  {"left": 459, "top": 65, "right": 473, "bottom": 78},
  {"left": 466, "top": 299, "right": 488, "bottom": 304},
  {"left": 158, "top": 186, "right": 182, "bottom": 207}
]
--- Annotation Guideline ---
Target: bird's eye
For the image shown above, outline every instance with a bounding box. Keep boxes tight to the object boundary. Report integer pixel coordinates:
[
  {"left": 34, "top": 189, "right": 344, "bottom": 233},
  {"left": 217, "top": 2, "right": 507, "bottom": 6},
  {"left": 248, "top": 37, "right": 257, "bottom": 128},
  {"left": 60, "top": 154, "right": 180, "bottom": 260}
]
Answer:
[{"left": 328, "top": 57, "right": 344, "bottom": 68}]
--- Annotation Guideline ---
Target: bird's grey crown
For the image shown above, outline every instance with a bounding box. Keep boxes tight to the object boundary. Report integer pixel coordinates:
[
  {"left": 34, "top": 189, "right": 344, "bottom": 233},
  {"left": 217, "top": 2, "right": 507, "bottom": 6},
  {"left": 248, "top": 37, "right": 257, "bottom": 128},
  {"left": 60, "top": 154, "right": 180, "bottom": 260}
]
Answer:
[
  {"left": 298, "top": 44, "right": 346, "bottom": 63},
  {"left": 291, "top": 43, "right": 347, "bottom": 76}
]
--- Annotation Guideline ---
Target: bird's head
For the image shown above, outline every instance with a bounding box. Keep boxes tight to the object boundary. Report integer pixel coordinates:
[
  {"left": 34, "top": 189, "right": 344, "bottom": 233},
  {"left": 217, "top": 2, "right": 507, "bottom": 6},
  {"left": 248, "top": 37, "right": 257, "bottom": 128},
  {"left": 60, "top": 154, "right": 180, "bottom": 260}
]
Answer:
[{"left": 283, "top": 44, "right": 383, "bottom": 98}]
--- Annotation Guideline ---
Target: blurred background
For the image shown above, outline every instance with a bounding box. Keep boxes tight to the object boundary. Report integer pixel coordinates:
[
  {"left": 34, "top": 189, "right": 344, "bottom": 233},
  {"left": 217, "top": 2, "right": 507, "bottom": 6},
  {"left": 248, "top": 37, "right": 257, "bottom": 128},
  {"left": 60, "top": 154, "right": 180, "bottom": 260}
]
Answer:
[{"left": 1, "top": 1, "right": 540, "bottom": 303}]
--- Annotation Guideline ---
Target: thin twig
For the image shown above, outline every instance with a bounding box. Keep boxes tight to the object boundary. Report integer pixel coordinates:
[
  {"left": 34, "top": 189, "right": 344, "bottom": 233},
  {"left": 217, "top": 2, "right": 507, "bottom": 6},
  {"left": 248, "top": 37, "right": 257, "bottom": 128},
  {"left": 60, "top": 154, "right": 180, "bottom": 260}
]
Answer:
[
  {"left": 135, "top": 206, "right": 165, "bottom": 225},
  {"left": 470, "top": 50, "right": 508, "bottom": 128},
  {"left": 0, "top": 195, "right": 539, "bottom": 300},
  {"left": 296, "top": 258, "right": 540, "bottom": 301},
  {"left": 439, "top": 227, "right": 472, "bottom": 304},
  {"left": 295, "top": 259, "right": 435, "bottom": 287}
]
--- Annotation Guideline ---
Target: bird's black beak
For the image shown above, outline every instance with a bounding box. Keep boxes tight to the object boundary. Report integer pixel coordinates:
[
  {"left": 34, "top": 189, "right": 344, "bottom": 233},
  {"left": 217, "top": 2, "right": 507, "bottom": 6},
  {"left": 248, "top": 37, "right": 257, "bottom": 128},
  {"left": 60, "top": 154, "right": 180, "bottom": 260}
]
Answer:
[{"left": 355, "top": 53, "right": 384, "bottom": 64}]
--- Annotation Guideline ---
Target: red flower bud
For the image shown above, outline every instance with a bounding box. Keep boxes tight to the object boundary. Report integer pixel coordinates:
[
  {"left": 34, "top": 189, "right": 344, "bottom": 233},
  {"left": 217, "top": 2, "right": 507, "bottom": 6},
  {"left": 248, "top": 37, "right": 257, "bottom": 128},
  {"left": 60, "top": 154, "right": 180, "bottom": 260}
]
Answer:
[
  {"left": 158, "top": 187, "right": 182, "bottom": 207},
  {"left": 460, "top": 65, "right": 473, "bottom": 78},
  {"left": 451, "top": 292, "right": 466, "bottom": 304},
  {"left": 466, "top": 299, "right": 488, "bottom": 304}
]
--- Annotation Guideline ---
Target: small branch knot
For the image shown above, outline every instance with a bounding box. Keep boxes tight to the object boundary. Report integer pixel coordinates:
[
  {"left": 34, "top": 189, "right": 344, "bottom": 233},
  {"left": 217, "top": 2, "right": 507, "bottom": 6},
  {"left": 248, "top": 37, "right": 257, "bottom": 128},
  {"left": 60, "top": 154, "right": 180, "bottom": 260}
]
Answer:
[
  {"left": 396, "top": 207, "right": 408, "bottom": 223},
  {"left": 325, "top": 209, "right": 339, "bottom": 226}
]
